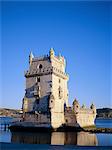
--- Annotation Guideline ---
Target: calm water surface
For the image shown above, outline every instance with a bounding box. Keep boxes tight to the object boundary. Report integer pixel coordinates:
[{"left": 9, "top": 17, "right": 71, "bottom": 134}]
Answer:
[{"left": 0, "top": 118, "right": 112, "bottom": 146}]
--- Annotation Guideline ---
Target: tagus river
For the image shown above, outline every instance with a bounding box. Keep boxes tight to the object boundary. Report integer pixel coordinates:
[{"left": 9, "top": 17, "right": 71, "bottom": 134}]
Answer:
[{"left": 0, "top": 118, "right": 112, "bottom": 146}]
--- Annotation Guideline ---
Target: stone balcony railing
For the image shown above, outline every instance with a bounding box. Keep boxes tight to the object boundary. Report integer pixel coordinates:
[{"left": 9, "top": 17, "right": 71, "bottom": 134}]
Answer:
[{"left": 24, "top": 67, "right": 69, "bottom": 79}]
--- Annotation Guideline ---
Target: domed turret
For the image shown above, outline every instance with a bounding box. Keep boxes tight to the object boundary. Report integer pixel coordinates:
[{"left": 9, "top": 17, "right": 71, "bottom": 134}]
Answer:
[
  {"left": 90, "top": 103, "right": 96, "bottom": 114},
  {"left": 73, "top": 98, "right": 80, "bottom": 113},
  {"left": 29, "top": 51, "right": 34, "bottom": 66},
  {"left": 73, "top": 98, "right": 79, "bottom": 105},
  {"left": 90, "top": 103, "right": 95, "bottom": 109},
  {"left": 49, "top": 47, "right": 55, "bottom": 57}
]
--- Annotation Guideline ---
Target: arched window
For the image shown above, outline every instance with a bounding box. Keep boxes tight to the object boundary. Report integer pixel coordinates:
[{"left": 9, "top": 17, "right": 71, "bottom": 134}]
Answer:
[
  {"left": 39, "top": 64, "right": 42, "bottom": 69},
  {"left": 37, "top": 77, "right": 40, "bottom": 82},
  {"left": 35, "top": 77, "right": 40, "bottom": 83}
]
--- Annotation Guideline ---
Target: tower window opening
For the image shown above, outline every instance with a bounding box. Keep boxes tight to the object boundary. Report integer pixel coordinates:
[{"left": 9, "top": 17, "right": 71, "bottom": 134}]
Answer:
[
  {"left": 36, "top": 77, "right": 40, "bottom": 83},
  {"left": 39, "top": 64, "right": 42, "bottom": 69},
  {"left": 59, "top": 79, "right": 61, "bottom": 83},
  {"left": 37, "top": 95, "right": 39, "bottom": 98},
  {"left": 66, "top": 119, "right": 68, "bottom": 123},
  {"left": 36, "top": 99, "right": 39, "bottom": 104},
  {"left": 38, "top": 77, "right": 40, "bottom": 82}
]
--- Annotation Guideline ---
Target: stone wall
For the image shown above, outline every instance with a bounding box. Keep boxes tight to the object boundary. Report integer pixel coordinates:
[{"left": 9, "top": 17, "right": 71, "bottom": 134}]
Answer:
[
  {"left": 64, "top": 107, "right": 77, "bottom": 126},
  {"left": 23, "top": 97, "right": 35, "bottom": 112},
  {"left": 64, "top": 105, "right": 96, "bottom": 128},
  {"left": 24, "top": 58, "right": 52, "bottom": 113},
  {"left": 23, "top": 113, "right": 50, "bottom": 124},
  {"left": 50, "top": 111, "right": 64, "bottom": 128},
  {"left": 50, "top": 65, "right": 68, "bottom": 128},
  {"left": 76, "top": 109, "right": 96, "bottom": 127}
]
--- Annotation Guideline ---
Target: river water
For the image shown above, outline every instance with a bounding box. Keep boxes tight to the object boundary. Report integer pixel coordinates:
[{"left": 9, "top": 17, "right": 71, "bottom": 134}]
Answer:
[{"left": 0, "top": 117, "right": 112, "bottom": 146}]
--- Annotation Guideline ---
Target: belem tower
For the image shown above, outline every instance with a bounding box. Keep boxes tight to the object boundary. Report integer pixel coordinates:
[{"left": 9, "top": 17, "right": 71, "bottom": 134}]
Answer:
[{"left": 22, "top": 48, "right": 96, "bottom": 129}]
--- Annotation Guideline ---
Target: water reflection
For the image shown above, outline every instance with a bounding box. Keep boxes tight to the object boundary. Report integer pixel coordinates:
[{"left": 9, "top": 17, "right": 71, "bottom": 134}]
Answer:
[
  {"left": 11, "top": 132, "right": 51, "bottom": 144},
  {"left": 77, "top": 132, "right": 98, "bottom": 146},
  {"left": 11, "top": 131, "right": 98, "bottom": 146},
  {"left": 64, "top": 132, "right": 77, "bottom": 145},
  {"left": 51, "top": 132, "right": 65, "bottom": 145}
]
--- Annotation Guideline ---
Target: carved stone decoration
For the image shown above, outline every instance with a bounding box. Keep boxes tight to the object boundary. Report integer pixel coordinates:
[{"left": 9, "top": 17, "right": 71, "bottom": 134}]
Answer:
[{"left": 49, "top": 94, "right": 55, "bottom": 109}]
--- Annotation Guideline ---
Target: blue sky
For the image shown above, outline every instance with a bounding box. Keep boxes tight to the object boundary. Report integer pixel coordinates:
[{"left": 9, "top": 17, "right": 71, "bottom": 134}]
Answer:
[{"left": 1, "top": 1, "right": 111, "bottom": 109}]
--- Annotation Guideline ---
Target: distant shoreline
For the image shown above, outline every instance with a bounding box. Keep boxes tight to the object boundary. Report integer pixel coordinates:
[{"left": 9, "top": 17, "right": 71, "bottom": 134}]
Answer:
[
  {"left": 96, "top": 118, "right": 112, "bottom": 120},
  {"left": 0, "top": 107, "right": 112, "bottom": 119}
]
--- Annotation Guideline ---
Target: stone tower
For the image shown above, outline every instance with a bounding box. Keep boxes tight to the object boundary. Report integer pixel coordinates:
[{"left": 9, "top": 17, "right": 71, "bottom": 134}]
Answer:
[{"left": 23, "top": 48, "right": 69, "bottom": 128}]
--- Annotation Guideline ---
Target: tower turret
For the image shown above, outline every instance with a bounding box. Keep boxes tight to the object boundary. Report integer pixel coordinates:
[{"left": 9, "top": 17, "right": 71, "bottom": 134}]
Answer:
[
  {"left": 90, "top": 103, "right": 96, "bottom": 114},
  {"left": 73, "top": 98, "right": 80, "bottom": 113},
  {"left": 49, "top": 48, "right": 55, "bottom": 57},
  {"left": 29, "top": 51, "right": 34, "bottom": 66}
]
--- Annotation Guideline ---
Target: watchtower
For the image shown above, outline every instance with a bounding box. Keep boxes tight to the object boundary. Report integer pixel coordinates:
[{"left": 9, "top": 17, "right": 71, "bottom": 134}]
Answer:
[{"left": 22, "top": 48, "right": 69, "bottom": 128}]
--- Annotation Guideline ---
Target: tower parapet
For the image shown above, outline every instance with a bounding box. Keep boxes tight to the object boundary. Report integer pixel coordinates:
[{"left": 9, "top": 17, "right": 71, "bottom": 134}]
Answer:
[{"left": 72, "top": 98, "right": 96, "bottom": 127}]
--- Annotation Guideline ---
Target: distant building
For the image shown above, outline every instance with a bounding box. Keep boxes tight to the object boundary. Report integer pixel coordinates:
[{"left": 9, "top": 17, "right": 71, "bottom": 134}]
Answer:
[{"left": 22, "top": 48, "right": 96, "bottom": 128}]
